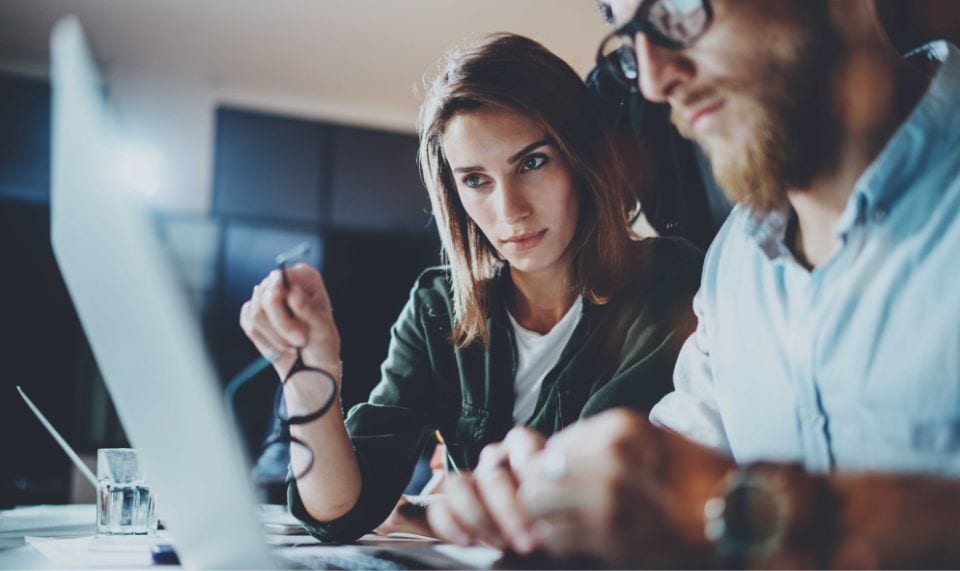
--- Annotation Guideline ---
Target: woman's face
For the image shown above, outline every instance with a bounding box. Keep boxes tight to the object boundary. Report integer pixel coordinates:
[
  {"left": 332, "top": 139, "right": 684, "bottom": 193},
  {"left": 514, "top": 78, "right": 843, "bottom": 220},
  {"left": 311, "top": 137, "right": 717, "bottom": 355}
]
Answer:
[{"left": 442, "top": 107, "right": 580, "bottom": 278}]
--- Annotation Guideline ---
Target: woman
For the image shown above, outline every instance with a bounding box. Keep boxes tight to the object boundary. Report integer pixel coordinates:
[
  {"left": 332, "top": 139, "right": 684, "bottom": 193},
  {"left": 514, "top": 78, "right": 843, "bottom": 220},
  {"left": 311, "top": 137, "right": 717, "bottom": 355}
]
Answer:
[{"left": 239, "top": 33, "right": 702, "bottom": 543}]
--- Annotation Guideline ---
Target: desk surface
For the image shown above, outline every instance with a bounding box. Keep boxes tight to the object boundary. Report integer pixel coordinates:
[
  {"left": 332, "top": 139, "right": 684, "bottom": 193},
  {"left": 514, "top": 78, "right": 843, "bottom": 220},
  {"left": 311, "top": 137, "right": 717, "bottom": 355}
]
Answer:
[
  {"left": 0, "top": 544, "right": 49, "bottom": 570},
  {"left": 0, "top": 505, "right": 502, "bottom": 570}
]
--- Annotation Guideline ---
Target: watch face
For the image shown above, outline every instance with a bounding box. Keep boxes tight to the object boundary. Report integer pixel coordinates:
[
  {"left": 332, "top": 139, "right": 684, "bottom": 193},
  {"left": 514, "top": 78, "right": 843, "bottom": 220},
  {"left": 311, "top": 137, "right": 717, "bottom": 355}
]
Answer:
[
  {"left": 704, "top": 470, "right": 790, "bottom": 560},
  {"left": 726, "top": 481, "right": 785, "bottom": 545}
]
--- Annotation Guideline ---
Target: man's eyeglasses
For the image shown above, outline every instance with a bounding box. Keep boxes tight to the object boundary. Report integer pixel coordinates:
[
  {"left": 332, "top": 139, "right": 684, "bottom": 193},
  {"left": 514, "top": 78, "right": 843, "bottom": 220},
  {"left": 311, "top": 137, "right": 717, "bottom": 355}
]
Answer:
[
  {"left": 597, "top": 0, "right": 713, "bottom": 87},
  {"left": 225, "top": 242, "right": 338, "bottom": 484}
]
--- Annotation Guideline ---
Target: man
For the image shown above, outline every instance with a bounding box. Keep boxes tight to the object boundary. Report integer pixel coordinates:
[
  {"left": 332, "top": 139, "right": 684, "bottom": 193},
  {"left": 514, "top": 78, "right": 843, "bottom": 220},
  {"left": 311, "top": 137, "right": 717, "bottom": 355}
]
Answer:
[{"left": 426, "top": 0, "right": 960, "bottom": 567}]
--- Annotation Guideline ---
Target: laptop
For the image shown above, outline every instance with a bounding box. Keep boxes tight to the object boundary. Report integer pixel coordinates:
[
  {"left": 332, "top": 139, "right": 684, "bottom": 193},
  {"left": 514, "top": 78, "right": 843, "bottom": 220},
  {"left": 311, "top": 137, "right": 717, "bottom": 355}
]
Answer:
[{"left": 49, "top": 16, "right": 492, "bottom": 570}]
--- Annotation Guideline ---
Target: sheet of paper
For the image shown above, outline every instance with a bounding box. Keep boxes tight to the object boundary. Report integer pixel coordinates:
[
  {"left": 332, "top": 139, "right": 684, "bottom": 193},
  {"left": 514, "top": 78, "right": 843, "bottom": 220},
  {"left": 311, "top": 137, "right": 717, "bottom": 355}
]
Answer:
[
  {"left": 0, "top": 505, "right": 95, "bottom": 536},
  {"left": 433, "top": 544, "right": 503, "bottom": 569},
  {"left": 265, "top": 532, "right": 321, "bottom": 546},
  {"left": 0, "top": 536, "right": 26, "bottom": 550},
  {"left": 25, "top": 534, "right": 166, "bottom": 569},
  {"left": 257, "top": 503, "right": 302, "bottom": 526},
  {"left": 359, "top": 532, "right": 437, "bottom": 543},
  {"left": 0, "top": 504, "right": 96, "bottom": 548}
]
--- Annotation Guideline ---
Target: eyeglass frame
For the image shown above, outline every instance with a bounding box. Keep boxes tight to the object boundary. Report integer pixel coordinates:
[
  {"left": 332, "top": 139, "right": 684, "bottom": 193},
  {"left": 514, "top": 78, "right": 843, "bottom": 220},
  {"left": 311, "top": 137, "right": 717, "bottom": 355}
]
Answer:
[
  {"left": 596, "top": 0, "right": 714, "bottom": 86},
  {"left": 274, "top": 254, "right": 338, "bottom": 426},
  {"left": 224, "top": 242, "right": 338, "bottom": 483}
]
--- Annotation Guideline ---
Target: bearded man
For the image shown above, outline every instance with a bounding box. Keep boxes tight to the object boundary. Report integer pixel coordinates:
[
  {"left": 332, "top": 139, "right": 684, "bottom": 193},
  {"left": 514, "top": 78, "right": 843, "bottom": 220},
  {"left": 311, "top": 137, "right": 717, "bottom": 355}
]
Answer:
[{"left": 426, "top": 0, "right": 960, "bottom": 567}]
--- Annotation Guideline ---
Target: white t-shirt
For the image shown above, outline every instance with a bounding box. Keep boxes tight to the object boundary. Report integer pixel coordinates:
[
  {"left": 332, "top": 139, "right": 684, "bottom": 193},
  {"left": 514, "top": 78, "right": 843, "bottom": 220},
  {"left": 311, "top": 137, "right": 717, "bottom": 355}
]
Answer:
[{"left": 507, "top": 296, "right": 584, "bottom": 424}]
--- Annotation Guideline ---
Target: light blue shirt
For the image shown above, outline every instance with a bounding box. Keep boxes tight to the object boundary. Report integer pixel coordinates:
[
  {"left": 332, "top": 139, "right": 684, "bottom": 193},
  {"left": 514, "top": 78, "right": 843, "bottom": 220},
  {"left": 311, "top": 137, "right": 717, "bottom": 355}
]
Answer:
[{"left": 650, "top": 42, "right": 960, "bottom": 475}]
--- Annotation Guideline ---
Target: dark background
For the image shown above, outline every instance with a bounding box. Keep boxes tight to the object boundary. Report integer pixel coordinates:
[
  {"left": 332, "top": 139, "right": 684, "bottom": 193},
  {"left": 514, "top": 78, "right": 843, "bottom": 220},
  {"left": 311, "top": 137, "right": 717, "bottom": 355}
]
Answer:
[{"left": 0, "top": 72, "right": 440, "bottom": 507}]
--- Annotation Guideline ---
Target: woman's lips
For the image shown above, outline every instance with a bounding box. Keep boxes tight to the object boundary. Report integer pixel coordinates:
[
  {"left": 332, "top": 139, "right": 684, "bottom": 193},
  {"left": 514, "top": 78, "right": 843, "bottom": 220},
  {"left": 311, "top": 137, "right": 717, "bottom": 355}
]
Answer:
[{"left": 501, "top": 228, "right": 547, "bottom": 251}]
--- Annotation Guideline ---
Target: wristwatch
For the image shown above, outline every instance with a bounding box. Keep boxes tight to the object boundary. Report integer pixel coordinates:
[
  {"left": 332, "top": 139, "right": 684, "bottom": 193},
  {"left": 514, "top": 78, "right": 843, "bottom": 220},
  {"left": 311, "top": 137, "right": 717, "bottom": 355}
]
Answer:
[{"left": 703, "top": 464, "right": 793, "bottom": 565}]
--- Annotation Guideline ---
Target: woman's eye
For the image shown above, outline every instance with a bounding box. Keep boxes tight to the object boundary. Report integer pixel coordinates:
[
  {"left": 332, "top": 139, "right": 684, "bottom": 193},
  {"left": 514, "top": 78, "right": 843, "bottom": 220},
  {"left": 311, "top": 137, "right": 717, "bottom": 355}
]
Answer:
[
  {"left": 520, "top": 154, "right": 548, "bottom": 172},
  {"left": 463, "top": 174, "right": 486, "bottom": 188}
]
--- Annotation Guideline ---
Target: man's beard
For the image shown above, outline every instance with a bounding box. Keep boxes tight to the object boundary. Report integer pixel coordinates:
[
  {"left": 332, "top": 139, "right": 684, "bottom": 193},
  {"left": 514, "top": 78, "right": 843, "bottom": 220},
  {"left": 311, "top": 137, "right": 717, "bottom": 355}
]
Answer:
[{"left": 672, "top": 30, "right": 838, "bottom": 214}]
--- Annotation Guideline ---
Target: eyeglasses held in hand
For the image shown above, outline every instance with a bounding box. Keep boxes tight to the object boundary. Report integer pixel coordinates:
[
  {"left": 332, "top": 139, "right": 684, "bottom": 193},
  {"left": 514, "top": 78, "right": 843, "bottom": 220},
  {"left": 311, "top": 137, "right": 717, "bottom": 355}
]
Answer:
[
  {"left": 225, "top": 242, "right": 337, "bottom": 484},
  {"left": 597, "top": 0, "right": 713, "bottom": 87}
]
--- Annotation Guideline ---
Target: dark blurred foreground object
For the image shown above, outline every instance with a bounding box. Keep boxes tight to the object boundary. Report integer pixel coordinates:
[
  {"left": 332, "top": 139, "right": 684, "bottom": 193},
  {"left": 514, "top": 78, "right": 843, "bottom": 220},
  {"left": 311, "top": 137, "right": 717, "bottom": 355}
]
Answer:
[
  {"left": 586, "top": 58, "right": 730, "bottom": 252},
  {"left": 880, "top": 0, "right": 960, "bottom": 53}
]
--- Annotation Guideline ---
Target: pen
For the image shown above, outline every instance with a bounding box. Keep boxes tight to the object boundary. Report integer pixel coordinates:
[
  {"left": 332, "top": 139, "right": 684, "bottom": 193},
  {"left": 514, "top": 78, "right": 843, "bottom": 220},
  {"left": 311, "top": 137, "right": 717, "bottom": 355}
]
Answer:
[
  {"left": 17, "top": 385, "right": 98, "bottom": 488},
  {"left": 433, "top": 430, "right": 461, "bottom": 474}
]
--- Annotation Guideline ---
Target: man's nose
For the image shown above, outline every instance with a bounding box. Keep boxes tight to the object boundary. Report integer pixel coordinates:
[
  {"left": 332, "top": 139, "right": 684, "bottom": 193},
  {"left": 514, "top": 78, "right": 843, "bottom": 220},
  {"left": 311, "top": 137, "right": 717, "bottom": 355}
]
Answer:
[{"left": 634, "top": 34, "right": 694, "bottom": 102}]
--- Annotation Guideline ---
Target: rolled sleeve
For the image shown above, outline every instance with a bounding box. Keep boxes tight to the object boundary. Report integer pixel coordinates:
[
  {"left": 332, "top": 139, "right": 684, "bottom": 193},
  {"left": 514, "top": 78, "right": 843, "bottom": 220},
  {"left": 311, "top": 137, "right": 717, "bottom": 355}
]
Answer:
[
  {"left": 287, "top": 278, "right": 439, "bottom": 543},
  {"left": 650, "top": 285, "right": 732, "bottom": 456},
  {"left": 288, "top": 406, "right": 433, "bottom": 543},
  {"left": 581, "top": 237, "right": 703, "bottom": 417}
]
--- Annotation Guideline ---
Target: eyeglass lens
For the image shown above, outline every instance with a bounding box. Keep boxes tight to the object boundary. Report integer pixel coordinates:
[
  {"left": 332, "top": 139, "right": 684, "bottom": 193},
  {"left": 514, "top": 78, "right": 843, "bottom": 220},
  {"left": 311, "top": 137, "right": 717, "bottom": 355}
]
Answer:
[
  {"left": 278, "top": 367, "right": 337, "bottom": 424},
  {"left": 598, "top": 0, "right": 711, "bottom": 85},
  {"left": 259, "top": 435, "right": 314, "bottom": 483},
  {"left": 271, "top": 242, "right": 338, "bottom": 481},
  {"left": 647, "top": 0, "right": 710, "bottom": 44}
]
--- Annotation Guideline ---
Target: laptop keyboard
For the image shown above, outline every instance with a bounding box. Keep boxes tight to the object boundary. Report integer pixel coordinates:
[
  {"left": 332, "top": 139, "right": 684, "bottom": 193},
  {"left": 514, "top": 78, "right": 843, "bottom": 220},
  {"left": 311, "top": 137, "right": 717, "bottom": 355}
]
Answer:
[{"left": 290, "top": 552, "right": 414, "bottom": 570}]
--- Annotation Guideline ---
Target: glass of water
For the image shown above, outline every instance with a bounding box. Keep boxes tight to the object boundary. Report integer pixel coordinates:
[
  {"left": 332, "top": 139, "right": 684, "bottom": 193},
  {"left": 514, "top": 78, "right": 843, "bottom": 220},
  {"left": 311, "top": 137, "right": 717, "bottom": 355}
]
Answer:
[{"left": 96, "top": 448, "right": 158, "bottom": 535}]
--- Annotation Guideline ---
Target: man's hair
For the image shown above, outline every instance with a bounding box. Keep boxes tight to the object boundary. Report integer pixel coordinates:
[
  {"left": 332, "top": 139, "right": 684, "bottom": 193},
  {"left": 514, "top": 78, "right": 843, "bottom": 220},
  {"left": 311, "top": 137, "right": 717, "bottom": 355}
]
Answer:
[
  {"left": 418, "top": 33, "right": 632, "bottom": 348},
  {"left": 594, "top": 0, "right": 616, "bottom": 24}
]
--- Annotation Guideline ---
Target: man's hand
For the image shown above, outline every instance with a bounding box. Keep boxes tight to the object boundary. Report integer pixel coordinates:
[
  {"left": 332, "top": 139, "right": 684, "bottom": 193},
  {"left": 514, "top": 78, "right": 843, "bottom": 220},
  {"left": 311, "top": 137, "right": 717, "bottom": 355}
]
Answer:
[
  {"left": 516, "top": 409, "right": 733, "bottom": 568},
  {"left": 426, "top": 427, "right": 546, "bottom": 551}
]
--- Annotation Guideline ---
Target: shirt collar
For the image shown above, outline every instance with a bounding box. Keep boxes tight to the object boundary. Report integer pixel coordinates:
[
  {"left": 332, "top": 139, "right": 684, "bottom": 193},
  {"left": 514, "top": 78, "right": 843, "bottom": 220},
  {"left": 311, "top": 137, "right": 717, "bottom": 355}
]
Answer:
[
  {"left": 748, "top": 41, "right": 960, "bottom": 255},
  {"left": 838, "top": 41, "right": 960, "bottom": 237},
  {"left": 745, "top": 205, "right": 792, "bottom": 261}
]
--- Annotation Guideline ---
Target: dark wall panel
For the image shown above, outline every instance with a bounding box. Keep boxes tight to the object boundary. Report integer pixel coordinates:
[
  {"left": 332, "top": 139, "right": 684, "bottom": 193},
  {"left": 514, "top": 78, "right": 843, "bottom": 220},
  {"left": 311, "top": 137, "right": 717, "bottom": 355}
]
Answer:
[
  {"left": 213, "top": 108, "right": 328, "bottom": 222},
  {"left": 321, "top": 229, "right": 440, "bottom": 408},
  {"left": 0, "top": 74, "right": 51, "bottom": 203},
  {"left": 329, "top": 126, "right": 432, "bottom": 232},
  {"left": 0, "top": 201, "right": 79, "bottom": 506},
  {"left": 217, "top": 222, "right": 325, "bottom": 460},
  {"left": 221, "top": 222, "right": 324, "bottom": 323}
]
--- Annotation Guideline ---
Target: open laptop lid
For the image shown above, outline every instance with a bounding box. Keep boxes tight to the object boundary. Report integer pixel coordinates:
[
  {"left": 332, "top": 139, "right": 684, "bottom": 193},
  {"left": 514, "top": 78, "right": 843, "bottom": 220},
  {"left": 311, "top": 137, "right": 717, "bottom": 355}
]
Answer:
[{"left": 50, "top": 17, "right": 276, "bottom": 569}]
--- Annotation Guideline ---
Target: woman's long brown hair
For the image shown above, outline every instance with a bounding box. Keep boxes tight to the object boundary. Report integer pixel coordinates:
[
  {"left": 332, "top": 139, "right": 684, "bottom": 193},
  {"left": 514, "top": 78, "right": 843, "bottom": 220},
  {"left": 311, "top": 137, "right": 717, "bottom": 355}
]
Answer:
[{"left": 418, "top": 33, "right": 633, "bottom": 348}]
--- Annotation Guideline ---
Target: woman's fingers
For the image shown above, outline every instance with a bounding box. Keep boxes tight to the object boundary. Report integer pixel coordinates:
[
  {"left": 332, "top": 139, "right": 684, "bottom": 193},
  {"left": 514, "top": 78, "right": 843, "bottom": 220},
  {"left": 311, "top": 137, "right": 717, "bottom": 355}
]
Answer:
[
  {"left": 248, "top": 284, "right": 295, "bottom": 354},
  {"left": 244, "top": 321, "right": 285, "bottom": 361},
  {"left": 260, "top": 271, "right": 308, "bottom": 347},
  {"left": 240, "top": 288, "right": 290, "bottom": 355},
  {"left": 238, "top": 266, "right": 342, "bottom": 381},
  {"left": 286, "top": 285, "right": 343, "bottom": 373},
  {"left": 286, "top": 263, "right": 334, "bottom": 310}
]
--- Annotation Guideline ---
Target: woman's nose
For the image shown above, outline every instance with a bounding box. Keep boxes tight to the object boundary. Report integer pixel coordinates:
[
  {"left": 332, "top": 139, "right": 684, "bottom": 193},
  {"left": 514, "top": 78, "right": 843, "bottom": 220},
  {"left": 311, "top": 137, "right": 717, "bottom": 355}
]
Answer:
[{"left": 497, "top": 181, "right": 533, "bottom": 223}]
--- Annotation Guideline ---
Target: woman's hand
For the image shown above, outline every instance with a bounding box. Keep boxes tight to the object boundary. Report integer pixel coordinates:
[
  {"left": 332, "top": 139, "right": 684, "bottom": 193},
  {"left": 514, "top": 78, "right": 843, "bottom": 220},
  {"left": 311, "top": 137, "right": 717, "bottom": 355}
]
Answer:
[
  {"left": 426, "top": 427, "right": 546, "bottom": 551},
  {"left": 374, "top": 496, "right": 434, "bottom": 537},
  {"left": 239, "top": 263, "right": 342, "bottom": 382}
]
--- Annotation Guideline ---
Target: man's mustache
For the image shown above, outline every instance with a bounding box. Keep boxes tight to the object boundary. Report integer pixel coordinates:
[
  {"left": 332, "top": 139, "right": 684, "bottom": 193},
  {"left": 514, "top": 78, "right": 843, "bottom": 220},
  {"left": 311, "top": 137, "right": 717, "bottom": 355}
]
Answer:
[{"left": 669, "top": 86, "right": 724, "bottom": 136}]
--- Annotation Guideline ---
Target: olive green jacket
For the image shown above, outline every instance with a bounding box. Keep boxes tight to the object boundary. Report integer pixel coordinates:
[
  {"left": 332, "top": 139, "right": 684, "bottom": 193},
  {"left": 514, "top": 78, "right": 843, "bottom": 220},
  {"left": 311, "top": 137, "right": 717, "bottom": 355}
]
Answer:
[{"left": 289, "top": 237, "right": 703, "bottom": 542}]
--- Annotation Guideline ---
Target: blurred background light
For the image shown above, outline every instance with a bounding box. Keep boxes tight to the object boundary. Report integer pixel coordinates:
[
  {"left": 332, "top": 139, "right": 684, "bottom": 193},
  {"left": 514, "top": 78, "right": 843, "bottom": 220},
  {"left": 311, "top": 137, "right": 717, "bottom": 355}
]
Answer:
[{"left": 110, "top": 140, "right": 163, "bottom": 198}]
